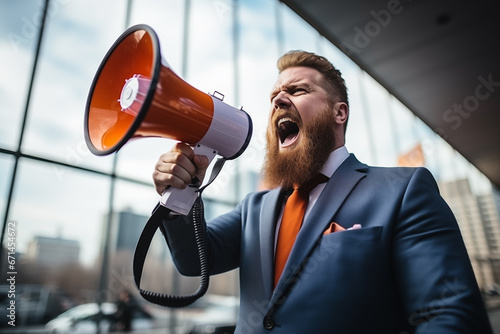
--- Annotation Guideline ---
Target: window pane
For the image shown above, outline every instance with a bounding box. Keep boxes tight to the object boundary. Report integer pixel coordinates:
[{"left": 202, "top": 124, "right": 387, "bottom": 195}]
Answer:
[
  {"left": 20, "top": 0, "right": 127, "bottom": 172},
  {"left": 238, "top": 0, "right": 279, "bottom": 180},
  {"left": 359, "top": 72, "right": 398, "bottom": 166},
  {"left": 104, "top": 181, "right": 160, "bottom": 304},
  {"left": 4, "top": 158, "right": 111, "bottom": 328},
  {"left": 0, "top": 1, "right": 39, "bottom": 149},
  {"left": 0, "top": 154, "right": 15, "bottom": 220},
  {"left": 343, "top": 69, "right": 374, "bottom": 164},
  {"left": 8, "top": 159, "right": 111, "bottom": 264},
  {"left": 186, "top": 0, "right": 234, "bottom": 100},
  {"left": 129, "top": 0, "right": 185, "bottom": 71},
  {"left": 391, "top": 98, "right": 420, "bottom": 155},
  {"left": 278, "top": 2, "right": 321, "bottom": 53}
]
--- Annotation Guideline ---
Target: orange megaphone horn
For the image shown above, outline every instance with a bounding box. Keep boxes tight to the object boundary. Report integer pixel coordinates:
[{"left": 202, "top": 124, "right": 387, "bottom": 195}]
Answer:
[{"left": 85, "top": 24, "right": 252, "bottom": 214}]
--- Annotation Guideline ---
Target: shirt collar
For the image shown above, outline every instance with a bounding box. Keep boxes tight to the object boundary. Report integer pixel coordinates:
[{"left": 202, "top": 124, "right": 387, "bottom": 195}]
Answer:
[{"left": 320, "top": 146, "right": 350, "bottom": 178}]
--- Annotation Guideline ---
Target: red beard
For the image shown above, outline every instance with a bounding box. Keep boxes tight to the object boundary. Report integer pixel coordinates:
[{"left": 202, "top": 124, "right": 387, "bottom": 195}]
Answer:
[{"left": 262, "top": 107, "right": 337, "bottom": 190}]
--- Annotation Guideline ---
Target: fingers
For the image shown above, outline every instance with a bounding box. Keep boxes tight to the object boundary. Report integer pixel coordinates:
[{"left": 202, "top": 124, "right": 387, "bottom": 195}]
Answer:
[
  {"left": 193, "top": 154, "right": 210, "bottom": 182},
  {"left": 152, "top": 143, "right": 210, "bottom": 195},
  {"left": 153, "top": 143, "right": 194, "bottom": 194}
]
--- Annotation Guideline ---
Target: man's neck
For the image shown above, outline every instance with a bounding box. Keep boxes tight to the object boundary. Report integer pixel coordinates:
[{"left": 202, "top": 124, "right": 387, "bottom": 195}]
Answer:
[{"left": 320, "top": 146, "right": 350, "bottom": 178}]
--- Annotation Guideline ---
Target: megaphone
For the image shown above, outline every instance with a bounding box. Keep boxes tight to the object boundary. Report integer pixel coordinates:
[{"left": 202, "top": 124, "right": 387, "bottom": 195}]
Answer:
[{"left": 85, "top": 24, "right": 252, "bottom": 215}]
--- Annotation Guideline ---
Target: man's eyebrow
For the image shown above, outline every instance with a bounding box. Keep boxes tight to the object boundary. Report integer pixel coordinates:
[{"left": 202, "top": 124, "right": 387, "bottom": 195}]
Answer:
[
  {"left": 270, "top": 82, "right": 312, "bottom": 97},
  {"left": 292, "top": 82, "right": 312, "bottom": 90}
]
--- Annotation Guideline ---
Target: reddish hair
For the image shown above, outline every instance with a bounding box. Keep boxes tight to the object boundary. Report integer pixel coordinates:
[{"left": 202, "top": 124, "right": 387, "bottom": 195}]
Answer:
[{"left": 277, "top": 50, "right": 348, "bottom": 107}]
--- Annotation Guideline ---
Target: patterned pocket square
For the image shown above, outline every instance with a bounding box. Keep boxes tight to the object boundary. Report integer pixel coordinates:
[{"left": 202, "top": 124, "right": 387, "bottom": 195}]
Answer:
[{"left": 323, "top": 222, "right": 362, "bottom": 235}]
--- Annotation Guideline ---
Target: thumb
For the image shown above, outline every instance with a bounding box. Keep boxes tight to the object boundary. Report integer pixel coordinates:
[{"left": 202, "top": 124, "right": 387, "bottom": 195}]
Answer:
[{"left": 193, "top": 155, "right": 210, "bottom": 183}]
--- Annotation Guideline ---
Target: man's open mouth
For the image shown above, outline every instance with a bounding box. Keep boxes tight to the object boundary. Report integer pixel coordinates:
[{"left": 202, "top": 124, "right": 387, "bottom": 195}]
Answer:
[{"left": 277, "top": 117, "right": 299, "bottom": 147}]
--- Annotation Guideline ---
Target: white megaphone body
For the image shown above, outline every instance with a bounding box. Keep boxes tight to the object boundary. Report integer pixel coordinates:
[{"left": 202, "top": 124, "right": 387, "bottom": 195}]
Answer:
[{"left": 84, "top": 24, "right": 252, "bottom": 215}]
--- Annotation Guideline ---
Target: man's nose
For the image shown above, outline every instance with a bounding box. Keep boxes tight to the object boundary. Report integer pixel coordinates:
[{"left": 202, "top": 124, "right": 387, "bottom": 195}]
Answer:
[{"left": 273, "top": 91, "right": 292, "bottom": 110}]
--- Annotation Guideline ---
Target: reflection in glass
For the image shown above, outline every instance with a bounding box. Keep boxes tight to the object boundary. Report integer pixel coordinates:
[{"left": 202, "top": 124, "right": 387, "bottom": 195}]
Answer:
[{"left": 6, "top": 159, "right": 110, "bottom": 311}]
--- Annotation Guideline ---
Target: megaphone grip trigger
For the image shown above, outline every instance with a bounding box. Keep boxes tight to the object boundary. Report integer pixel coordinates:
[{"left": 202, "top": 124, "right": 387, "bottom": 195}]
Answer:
[{"left": 189, "top": 177, "right": 201, "bottom": 187}]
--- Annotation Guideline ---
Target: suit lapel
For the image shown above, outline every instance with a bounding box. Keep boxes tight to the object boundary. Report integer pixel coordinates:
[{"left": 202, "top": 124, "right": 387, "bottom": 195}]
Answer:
[
  {"left": 271, "top": 154, "right": 368, "bottom": 302},
  {"left": 259, "top": 188, "right": 283, "bottom": 297}
]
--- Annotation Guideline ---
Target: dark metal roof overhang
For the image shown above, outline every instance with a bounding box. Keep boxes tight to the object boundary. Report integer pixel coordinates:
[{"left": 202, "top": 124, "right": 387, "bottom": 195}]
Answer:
[{"left": 281, "top": 0, "right": 500, "bottom": 188}]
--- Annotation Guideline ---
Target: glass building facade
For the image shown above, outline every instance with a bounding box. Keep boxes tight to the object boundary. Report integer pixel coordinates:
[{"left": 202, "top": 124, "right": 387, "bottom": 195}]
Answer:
[{"left": 1, "top": 0, "right": 499, "bottom": 332}]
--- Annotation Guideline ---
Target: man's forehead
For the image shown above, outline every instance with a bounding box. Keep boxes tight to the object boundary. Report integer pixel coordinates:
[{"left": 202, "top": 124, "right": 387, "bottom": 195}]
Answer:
[{"left": 273, "top": 66, "right": 323, "bottom": 88}]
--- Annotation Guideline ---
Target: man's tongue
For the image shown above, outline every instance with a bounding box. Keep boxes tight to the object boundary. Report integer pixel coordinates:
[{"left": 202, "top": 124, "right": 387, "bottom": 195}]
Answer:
[{"left": 282, "top": 133, "right": 298, "bottom": 146}]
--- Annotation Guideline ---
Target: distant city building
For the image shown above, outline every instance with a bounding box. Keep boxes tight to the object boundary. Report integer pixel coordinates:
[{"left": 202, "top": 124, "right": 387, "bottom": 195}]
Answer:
[
  {"left": 26, "top": 236, "right": 80, "bottom": 267},
  {"left": 112, "top": 209, "right": 149, "bottom": 251},
  {"left": 493, "top": 187, "right": 500, "bottom": 220},
  {"left": 439, "top": 178, "right": 500, "bottom": 289}
]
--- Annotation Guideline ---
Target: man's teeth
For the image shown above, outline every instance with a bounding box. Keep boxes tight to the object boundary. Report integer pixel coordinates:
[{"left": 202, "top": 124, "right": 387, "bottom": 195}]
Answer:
[
  {"left": 277, "top": 117, "right": 299, "bottom": 145},
  {"left": 278, "top": 117, "right": 293, "bottom": 126}
]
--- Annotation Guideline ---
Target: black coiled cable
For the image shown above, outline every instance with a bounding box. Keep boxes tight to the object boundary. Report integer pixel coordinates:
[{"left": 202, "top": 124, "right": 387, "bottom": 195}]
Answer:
[
  {"left": 133, "top": 195, "right": 210, "bottom": 308},
  {"left": 133, "top": 157, "right": 226, "bottom": 308}
]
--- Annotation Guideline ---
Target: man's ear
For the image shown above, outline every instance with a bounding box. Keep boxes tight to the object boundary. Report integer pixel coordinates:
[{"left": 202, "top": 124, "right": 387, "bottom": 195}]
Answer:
[{"left": 334, "top": 102, "right": 348, "bottom": 126}]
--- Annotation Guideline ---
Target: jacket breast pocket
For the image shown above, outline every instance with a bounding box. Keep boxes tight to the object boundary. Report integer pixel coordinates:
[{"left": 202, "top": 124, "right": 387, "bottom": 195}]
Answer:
[
  {"left": 322, "top": 225, "right": 383, "bottom": 245},
  {"left": 301, "top": 226, "right": 390, "bottom": 290}
]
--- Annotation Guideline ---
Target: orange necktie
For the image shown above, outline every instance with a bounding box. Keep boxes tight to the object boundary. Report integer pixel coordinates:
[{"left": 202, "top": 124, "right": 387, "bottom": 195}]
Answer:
[{"left": 274, "top": 174, "right": 328, "bottom": 287}]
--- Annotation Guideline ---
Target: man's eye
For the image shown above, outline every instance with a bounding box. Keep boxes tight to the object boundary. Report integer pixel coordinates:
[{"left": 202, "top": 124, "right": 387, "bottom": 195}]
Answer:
[{"left": 293, "top": 88, "right": 306, "bottom": 94}]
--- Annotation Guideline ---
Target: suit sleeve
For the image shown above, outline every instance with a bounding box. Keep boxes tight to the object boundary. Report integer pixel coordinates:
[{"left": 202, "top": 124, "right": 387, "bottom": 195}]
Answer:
[
  {"left": 160, "top": 199, "right": 243, "bottom": 277},
  {"left": 392, "top": 168, "right": 492, "bottom": 333}
]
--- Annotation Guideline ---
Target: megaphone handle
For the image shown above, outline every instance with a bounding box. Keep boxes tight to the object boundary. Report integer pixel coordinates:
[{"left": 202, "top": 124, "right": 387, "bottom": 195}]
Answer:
[{"left": 159, "top": 144, "right": 217, "bottom": 215}]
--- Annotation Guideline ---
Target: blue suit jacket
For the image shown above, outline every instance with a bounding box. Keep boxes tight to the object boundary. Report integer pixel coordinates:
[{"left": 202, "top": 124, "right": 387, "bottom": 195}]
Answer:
[{"left": 161, "top": 154, "right": 492, "bottom": 333}]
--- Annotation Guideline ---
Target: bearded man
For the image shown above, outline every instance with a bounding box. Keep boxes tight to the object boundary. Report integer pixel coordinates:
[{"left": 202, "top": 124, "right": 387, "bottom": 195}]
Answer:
[{"left": 152, "top": 51, "right": 492, "bottom": 333}]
